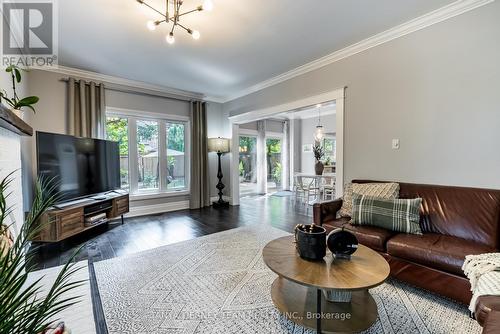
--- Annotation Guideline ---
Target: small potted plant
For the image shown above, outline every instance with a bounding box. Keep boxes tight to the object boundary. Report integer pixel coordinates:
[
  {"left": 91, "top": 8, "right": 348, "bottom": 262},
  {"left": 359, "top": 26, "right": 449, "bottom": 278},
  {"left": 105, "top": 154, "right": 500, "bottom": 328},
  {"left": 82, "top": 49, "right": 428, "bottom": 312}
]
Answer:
[
  {"left": 0, "top": 65, "right": 39, "bottom": 119},
  {"left": 313, "top": 143, "right": 325, "bottom": 175}
]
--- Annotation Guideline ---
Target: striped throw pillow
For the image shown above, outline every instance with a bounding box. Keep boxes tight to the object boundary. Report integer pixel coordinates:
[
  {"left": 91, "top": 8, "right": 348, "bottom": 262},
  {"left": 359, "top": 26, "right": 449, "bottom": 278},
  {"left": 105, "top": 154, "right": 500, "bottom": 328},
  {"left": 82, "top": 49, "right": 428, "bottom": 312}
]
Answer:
[{"left": 351, "top": 194, "right": 423, "bottom": 235}]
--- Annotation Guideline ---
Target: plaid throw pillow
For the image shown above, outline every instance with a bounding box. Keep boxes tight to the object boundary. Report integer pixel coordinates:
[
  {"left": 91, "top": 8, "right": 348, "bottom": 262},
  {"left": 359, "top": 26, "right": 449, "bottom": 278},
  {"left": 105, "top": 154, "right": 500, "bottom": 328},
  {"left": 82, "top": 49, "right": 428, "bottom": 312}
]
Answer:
[{"left": 351, "top": 194, "right": 423, "bottom": 235}]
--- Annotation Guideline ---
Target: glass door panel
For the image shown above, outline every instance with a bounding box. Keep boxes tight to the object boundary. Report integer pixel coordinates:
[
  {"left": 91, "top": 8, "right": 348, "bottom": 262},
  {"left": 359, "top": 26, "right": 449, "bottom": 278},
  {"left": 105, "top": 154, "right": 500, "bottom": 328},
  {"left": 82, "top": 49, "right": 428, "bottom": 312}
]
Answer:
[{"left": 239, "top": 136, "right": 257, "bottom": 197}]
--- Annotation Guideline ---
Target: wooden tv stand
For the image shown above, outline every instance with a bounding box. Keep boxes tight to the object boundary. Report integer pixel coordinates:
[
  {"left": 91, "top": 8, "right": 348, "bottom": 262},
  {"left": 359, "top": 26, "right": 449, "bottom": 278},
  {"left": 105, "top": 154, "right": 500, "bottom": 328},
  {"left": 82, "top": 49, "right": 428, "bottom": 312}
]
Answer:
[{"left": 34, "top": 192, "right": 129, "bottom": 243}]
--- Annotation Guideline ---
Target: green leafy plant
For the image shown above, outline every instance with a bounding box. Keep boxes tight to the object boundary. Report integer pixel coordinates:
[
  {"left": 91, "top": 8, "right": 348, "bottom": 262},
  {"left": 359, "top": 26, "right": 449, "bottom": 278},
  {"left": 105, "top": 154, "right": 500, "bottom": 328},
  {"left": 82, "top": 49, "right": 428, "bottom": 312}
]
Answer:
[
  {"left": 239, "top": 161, "right": 244, "bottom": 177},
  {"left": 0, "top": 65, "right": 39, "bottom": 114},
  {"left": 313, "top": 143, "right": 325, "bottom": 162},
  {"left": 272, "top": 162, "right": 282, "bottom": 184},
  {"left": 0, "top": 172, "right": 84, "bottom": 334}
]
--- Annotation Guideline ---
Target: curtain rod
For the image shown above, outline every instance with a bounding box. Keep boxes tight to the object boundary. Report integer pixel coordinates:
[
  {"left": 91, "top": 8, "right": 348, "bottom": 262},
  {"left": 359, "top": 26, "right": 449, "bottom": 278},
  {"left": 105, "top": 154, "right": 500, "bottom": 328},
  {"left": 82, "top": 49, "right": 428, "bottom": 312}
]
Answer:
[{"left": 59, "top": 77, "right": 200, "bottom": 103}]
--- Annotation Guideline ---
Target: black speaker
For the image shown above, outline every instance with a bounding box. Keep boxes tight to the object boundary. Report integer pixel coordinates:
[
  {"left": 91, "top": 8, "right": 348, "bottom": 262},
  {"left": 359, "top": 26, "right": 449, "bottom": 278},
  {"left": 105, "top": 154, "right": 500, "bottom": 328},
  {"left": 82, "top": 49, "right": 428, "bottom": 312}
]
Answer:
[{"left": 327, "top": 227, "right": 358, "bottom": 260}]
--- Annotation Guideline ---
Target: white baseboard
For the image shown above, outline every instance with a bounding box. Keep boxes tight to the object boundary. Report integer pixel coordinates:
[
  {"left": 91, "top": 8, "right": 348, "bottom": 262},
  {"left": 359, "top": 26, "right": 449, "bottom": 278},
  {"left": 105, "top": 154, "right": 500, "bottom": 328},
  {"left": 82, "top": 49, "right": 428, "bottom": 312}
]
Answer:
[{"left": 125, "top": 200, "right": 190, "bottom": 218}]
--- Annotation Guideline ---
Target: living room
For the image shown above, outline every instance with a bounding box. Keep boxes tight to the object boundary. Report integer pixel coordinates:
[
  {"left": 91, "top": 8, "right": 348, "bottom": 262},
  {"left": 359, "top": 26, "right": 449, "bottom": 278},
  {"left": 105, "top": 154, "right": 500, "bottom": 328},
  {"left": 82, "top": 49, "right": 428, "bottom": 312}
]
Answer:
[{"left": 1, "top": 0, "right": 499, "bottom": 333}]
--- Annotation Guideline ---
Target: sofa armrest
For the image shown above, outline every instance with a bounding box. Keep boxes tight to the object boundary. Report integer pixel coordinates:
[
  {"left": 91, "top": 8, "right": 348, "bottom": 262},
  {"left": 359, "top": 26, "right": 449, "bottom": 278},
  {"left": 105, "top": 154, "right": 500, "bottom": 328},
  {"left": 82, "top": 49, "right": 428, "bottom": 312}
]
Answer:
[
  {"left": 483, "top": 310, "right": 500, "bottom": 334},
  {"left": 313, "top": 199, "right": 343, "bottom": 226}
]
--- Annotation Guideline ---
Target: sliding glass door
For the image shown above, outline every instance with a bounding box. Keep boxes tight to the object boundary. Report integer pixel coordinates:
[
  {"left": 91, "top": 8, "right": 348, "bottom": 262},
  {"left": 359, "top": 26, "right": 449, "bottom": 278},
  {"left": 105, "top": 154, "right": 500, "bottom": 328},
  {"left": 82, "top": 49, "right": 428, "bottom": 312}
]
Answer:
[
  {"left": 266, "top": 138, "right": 282, "bottom": 192},
  {"left": 239, "top": 136, "right": 257, "bottom": 197}
]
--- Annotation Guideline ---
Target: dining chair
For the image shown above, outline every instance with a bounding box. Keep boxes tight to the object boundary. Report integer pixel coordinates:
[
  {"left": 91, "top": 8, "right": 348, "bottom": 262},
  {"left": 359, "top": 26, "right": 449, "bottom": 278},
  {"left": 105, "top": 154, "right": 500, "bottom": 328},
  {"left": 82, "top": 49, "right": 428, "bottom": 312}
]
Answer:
[
  {"left": 293, "top": 175, "right": 305, "bottom": 204},
  {"left": 321, "top": 176, "right": 336, "bottom": 201}
]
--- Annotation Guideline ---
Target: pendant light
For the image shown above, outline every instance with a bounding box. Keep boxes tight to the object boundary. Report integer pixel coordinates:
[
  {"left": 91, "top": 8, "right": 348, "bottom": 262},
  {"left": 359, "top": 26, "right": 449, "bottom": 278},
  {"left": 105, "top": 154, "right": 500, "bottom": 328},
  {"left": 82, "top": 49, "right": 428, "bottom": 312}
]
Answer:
[{"left": 314, "top": 104, "right": 325, "bottom": 142}]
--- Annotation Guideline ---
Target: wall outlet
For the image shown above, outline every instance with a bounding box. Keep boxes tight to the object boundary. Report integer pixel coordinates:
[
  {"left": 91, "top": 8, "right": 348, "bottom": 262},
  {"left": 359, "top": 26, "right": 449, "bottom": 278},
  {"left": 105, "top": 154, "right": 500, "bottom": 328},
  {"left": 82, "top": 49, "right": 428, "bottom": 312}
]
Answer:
[{"left": 392, "top": 139, "right": 400, "bottom": 150}]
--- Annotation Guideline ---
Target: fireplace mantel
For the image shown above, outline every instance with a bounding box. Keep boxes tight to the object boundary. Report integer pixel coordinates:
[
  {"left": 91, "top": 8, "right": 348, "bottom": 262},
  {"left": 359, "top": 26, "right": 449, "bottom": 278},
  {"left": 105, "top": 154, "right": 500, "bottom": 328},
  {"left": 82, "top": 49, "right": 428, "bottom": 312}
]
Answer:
[{"left": 0, "top": 104, "right": 33, "bottom": 136}]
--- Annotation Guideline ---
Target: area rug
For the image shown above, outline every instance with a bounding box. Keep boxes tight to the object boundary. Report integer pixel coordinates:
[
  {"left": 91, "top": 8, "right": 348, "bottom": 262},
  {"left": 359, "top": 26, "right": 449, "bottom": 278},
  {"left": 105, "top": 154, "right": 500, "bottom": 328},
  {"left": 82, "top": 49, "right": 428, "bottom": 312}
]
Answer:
[{"left": 93, "top": 225, "right": 481, "bottom": 334}]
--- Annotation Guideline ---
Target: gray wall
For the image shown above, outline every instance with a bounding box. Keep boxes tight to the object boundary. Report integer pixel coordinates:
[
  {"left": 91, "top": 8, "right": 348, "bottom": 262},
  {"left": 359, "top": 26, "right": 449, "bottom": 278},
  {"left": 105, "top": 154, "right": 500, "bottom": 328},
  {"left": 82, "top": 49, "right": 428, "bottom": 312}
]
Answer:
[
  {"left": 23, "top": 70, "right": 223, "bottom": 208},
  {"left": 206, "top": 102, "right": 230, "bottom": 199},
  {"left": 224, "top": 2, "right": 500, "bottom": 189}
]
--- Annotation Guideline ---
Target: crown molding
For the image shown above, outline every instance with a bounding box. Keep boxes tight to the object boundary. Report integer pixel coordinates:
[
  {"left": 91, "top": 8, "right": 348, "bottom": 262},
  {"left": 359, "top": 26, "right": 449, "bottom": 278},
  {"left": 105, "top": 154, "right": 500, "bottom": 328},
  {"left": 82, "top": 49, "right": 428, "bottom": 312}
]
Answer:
[
  {"left": 38, "top": 65, "right": 219, "bottom": 102},
  {"left": 223, "top": 0, "right": 495, "bottom": 103}
]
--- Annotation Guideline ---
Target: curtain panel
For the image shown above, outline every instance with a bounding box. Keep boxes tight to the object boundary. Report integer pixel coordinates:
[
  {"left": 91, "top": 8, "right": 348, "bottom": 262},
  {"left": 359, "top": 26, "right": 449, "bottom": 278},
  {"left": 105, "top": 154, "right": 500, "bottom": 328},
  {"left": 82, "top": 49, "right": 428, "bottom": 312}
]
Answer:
[
  {"left": 67, "top": 78, "right": 106, "bottom": 138},
  {"left": 190, "top": 101, "right": 211, "bottom": 209}
]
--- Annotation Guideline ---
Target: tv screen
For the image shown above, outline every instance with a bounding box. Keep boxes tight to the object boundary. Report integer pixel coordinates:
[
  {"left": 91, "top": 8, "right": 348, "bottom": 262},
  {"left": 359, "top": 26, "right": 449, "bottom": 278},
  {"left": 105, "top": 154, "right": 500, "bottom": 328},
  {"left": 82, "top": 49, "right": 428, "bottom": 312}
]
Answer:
[{"left": 37, "top": 131, "right": 121, "bottom": 202}]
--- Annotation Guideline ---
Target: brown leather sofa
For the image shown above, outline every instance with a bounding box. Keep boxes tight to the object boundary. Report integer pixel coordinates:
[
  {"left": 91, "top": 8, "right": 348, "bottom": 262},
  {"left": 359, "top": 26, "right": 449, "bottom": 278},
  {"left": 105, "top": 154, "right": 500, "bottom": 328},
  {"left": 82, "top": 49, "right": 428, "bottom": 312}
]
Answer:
[
  {"left": 313, "top": 180, "right": 500, "bottom": 307},
  {"left": 476, "top": 296, "right": 500, "bottom": 331}
]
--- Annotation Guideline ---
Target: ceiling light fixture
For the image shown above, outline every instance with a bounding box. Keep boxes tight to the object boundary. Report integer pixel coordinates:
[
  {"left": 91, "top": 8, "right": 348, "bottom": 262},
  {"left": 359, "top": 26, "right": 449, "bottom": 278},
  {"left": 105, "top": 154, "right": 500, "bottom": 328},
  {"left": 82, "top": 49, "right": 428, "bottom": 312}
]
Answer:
[
  {"left": 136, "top": 0, "right": 213, "bottom": 45},
  {"left": 314, "top": 104, "right": 325, "bottom": 142}
]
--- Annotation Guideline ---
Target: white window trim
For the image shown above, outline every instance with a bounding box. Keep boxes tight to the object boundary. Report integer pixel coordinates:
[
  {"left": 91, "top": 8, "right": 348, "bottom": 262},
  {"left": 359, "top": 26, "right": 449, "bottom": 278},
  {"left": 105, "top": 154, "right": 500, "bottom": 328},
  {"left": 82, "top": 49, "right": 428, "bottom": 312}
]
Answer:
[
  {"left": 239, "top": 129, "right": 258, "bottom": 137},
  {"left": 106, "top": 107, "right": 191, "bottom": 197}
]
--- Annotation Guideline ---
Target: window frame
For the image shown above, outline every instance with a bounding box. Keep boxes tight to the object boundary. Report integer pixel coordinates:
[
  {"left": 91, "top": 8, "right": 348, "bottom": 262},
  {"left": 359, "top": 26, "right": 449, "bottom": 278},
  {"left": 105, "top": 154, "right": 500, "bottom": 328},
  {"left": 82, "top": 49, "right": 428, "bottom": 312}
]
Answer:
[{"left": 106, "top": 107, "right": 191, "bottom": 199}]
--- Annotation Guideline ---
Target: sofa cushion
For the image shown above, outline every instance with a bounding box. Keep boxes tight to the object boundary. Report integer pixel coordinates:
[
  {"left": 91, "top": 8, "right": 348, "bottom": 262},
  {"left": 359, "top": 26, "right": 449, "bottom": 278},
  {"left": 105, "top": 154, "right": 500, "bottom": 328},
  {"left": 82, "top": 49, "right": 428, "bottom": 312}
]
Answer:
[
  {"left": 351, "top": 194, "right": 423, "bottom": 235},
  {"left": 387, "top": 233, "right": 494, "bottom": 276},
  {"left": 339, "top": 182, "right": 400, "bottom": 218},
  {"left": 323, "top": 218, "right": 396, "bottom": 252}
]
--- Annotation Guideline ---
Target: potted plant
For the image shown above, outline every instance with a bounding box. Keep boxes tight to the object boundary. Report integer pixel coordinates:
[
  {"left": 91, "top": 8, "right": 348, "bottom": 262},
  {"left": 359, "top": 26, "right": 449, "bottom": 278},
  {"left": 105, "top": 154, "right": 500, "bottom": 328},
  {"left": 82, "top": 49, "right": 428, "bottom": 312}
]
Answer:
[
  {"left": 313, "top": 143, "right": 325, "bottom": 175},
  {"left": 0, "top": 65, "right": 39, "bottom": 119},
  {"left": 0, "top": 172, "right": 83, "bottom": 333}
]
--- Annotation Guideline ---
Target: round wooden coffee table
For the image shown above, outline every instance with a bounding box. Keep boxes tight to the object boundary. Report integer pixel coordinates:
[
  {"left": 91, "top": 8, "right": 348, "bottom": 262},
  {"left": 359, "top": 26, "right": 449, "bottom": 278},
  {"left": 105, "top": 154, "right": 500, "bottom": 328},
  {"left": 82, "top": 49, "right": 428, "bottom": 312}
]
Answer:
[{"left": 262, "top": 235, "right": 390, "bottom": 333}]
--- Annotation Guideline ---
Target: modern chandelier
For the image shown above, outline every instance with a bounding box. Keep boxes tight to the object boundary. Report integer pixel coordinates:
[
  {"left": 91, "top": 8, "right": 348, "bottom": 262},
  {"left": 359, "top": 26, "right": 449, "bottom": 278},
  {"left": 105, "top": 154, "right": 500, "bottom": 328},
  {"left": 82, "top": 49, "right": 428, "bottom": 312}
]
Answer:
[{"left": 136, "top": 0, "right": 214, "bottom": 44}]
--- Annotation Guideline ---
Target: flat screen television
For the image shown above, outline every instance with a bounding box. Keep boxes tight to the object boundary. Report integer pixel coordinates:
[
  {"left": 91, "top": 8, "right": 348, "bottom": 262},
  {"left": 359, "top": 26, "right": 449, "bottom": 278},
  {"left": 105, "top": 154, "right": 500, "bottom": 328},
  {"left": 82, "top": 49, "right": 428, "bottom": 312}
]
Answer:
[{"left": 36, "top": 131, "right": 121, "bottom": 203}]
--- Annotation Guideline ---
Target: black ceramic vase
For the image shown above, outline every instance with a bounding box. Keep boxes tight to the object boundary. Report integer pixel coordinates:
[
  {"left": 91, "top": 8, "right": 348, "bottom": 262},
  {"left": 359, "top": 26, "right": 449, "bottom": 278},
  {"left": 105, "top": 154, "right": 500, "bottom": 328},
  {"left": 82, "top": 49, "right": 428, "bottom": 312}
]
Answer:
[{"left": 294, "top": 224, "right": 327, "bottom": 261}]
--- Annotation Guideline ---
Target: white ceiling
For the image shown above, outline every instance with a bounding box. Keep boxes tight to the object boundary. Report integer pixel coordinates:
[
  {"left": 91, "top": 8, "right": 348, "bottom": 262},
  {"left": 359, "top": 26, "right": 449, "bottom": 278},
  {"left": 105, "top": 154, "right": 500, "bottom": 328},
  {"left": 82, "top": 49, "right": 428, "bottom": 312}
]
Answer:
[{"left": 58, "top": 0, "right": 456, "bottom": 101}]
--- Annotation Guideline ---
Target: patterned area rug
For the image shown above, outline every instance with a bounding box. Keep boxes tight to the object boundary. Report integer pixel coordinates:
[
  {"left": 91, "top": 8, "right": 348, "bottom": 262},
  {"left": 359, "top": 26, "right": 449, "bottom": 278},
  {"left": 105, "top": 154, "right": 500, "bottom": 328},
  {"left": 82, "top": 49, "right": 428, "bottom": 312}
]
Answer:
[{"left": 93, "top": 226, "right": 481, "bottom": 334}]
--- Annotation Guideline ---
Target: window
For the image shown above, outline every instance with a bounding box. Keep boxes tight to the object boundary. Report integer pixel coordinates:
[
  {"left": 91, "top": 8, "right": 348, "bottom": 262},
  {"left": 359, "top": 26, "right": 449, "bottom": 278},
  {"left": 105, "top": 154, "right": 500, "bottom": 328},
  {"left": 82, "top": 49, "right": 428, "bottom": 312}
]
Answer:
[
  {"left": 137, "top": 120, "right": 159, "bottom": 191},
  {"left": 323, "top": 137, "right": 336, "bottom": 164},
  {"left": 106, "top": 112, "right": 189, "bottom": 196},
  {"left": 105, "top": 117, "right": 129, "bottom": 189},
  {"left": 166, "top": 122, "right": 186, "bottom": 189}
]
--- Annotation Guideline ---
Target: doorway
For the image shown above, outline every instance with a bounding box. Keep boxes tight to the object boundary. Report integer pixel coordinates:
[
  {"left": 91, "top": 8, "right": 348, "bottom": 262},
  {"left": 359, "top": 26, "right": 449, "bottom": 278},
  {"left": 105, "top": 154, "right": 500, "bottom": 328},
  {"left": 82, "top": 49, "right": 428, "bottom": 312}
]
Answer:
[{"left": 229, "top": 88, "right": 346, "bottom": 206}]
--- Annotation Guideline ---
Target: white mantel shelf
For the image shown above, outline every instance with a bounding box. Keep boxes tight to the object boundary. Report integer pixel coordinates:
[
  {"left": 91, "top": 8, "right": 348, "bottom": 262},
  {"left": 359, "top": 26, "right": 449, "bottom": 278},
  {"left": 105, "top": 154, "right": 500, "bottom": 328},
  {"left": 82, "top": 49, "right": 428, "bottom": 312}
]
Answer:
[{"left": 0, "top": 104, "right": 33, "bottom": 137}]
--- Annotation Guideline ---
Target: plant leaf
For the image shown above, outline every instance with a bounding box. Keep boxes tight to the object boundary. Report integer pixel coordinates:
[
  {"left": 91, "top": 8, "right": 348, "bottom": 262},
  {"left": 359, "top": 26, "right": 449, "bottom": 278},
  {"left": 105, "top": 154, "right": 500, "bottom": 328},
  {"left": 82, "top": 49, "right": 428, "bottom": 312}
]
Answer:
[
  {"left": 16, "top": 96, "right": 39, "bottom": 105},
  {"left": 14, "top": 68, "right": 21, "bottom": 83}
]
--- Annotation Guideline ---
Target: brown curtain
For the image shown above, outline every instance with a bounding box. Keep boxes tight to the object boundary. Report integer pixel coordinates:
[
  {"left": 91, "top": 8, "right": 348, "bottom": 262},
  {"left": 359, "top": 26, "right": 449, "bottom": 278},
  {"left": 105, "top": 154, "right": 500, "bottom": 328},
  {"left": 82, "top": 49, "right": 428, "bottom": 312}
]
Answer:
[
  {"left": 67, "top": 78, "right": 106, "bottom": 138},
  {"left": 190, "top": 101, "right": 210, "bottom": 209}
]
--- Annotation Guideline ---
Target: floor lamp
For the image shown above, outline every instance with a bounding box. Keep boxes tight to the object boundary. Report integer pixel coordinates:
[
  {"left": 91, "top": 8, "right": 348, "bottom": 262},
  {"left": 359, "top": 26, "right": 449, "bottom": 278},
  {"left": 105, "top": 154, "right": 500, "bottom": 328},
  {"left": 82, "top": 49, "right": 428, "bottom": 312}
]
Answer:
[{"left": 208, "top": 137, "right": 230, "bottom": 208}]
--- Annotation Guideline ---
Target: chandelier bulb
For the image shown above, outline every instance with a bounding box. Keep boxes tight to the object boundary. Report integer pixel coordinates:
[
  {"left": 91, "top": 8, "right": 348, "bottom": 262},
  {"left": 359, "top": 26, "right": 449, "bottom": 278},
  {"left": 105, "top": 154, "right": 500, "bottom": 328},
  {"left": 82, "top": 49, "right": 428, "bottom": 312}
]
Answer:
[
  {"left": 192, "top": 30, "right": 200, "bottom": 40},
  {"left": 166, "top": 32, "right": 175, "bottom": 44},
  {"left": 146, "top": 20, "right": 157, "bottom": 31},
  {"left": 202, "top": 0, "right": 214, "bottom": 11}
]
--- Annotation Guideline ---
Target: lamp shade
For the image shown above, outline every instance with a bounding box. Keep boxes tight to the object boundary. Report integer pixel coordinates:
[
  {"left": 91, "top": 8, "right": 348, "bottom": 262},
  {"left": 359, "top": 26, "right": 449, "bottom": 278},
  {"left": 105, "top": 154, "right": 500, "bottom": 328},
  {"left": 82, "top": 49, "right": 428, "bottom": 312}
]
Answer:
[{"left": 208, "top": 137, "right": 230, "bottom": 153}]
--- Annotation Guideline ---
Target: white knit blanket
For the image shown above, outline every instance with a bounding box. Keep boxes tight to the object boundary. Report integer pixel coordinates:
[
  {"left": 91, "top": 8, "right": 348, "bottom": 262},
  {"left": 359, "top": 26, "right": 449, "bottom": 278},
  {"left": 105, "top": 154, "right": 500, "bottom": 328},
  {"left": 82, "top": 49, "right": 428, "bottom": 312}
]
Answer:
[{"left": 462, "top": 253, "right": 500, "bottom": 313}]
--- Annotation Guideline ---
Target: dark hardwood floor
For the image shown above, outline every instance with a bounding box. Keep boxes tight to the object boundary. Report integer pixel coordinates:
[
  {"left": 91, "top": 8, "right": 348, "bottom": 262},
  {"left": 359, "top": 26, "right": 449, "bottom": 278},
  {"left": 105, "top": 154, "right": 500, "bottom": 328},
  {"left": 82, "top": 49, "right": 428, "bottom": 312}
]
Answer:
[{"left": 31, "top": 194, "right": 313, "bottom": 271}]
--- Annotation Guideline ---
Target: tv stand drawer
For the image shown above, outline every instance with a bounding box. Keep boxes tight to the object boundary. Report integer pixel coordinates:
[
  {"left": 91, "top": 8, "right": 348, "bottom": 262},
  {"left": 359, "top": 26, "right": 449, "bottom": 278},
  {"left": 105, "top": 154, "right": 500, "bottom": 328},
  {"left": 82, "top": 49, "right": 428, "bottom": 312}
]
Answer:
[{"left": 58, "top": 208, "right": 84, "bottom": 239}]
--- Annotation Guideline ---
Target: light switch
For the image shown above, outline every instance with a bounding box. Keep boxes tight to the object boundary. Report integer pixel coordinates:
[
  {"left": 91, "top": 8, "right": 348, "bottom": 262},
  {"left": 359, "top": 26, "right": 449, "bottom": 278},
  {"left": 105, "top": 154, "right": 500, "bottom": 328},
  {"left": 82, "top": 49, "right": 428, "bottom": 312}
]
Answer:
[{"left": 392, "top": 139, "right": 400, "bottom": 150}]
